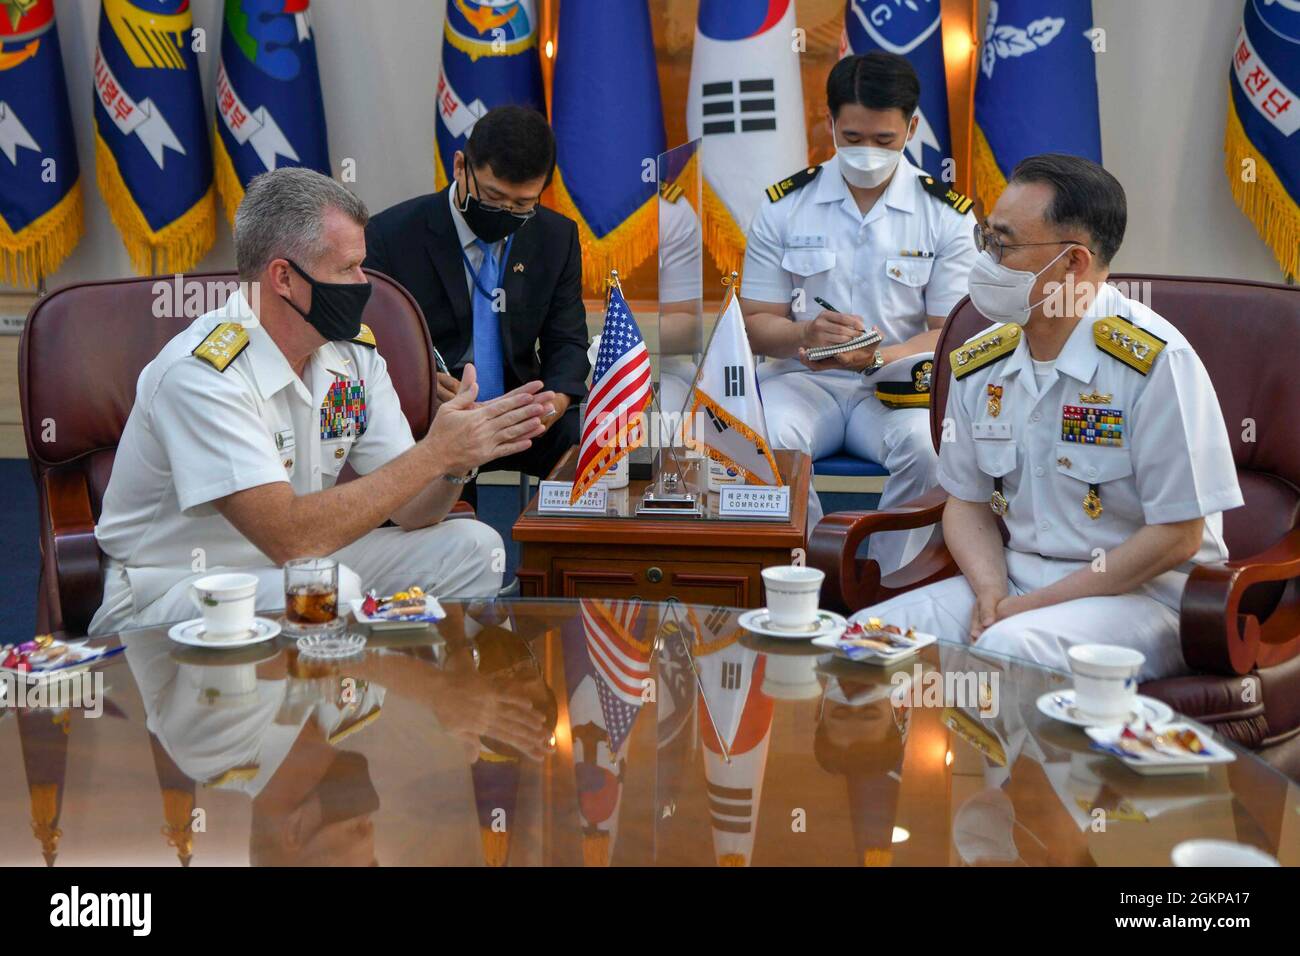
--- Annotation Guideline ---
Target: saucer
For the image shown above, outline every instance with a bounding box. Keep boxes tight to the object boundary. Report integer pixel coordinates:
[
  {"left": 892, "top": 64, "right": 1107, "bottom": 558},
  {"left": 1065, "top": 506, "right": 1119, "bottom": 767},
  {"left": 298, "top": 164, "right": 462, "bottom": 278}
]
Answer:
[
  {"left": 738, "top": 608, "right": 847, "bottom": 641},
  {"left": 1035, "top": 689, "right": 1173, "bottom": 728},
  {"left": 168, "top": 617, "right": 281, "bottom": 649}
]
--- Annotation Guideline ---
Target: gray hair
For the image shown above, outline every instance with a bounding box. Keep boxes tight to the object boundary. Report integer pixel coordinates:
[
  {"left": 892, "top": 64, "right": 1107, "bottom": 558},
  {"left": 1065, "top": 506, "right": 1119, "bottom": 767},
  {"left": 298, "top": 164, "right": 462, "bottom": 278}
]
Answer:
[{"left": 234, "top": 167, "right": 368, "bottom": 279}]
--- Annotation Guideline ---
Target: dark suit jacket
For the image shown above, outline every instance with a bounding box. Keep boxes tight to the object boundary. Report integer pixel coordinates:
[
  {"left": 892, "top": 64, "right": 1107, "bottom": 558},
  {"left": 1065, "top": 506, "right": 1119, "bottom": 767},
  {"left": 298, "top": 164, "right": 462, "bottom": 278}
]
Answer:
[{"left": 363, "top": 187, "right": 590, "bottom": 401}]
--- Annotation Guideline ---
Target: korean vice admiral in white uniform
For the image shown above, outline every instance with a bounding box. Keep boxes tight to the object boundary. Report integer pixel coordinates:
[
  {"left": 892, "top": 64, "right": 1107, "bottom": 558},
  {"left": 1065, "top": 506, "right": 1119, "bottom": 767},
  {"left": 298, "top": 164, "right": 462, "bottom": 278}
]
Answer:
[
  {"left": 851, "top": 154, "right": 1243, "bottom": 680},
  {"left": 90, "top": 168, "right": 558, "bottom": 635},
  {"left": 740, "top": 53, "right": 977, "bottom": 571}
]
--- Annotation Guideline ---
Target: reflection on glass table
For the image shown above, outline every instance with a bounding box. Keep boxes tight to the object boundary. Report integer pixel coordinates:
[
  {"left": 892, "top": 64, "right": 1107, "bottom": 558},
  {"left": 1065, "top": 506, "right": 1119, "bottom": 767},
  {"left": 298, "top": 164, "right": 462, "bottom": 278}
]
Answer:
[{"left": 0, "top": 599, "right": 1294, "bottom": 867}]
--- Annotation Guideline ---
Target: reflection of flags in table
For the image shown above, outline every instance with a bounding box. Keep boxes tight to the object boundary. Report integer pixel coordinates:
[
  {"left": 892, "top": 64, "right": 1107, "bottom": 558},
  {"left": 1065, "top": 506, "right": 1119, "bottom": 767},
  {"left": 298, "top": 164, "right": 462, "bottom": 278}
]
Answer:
[
  {"left": 686, "top": 291, "right": 781, "bottom": 486},
  {"left": 93, "top": 0, "right": 215, "bottom": 274},
  {"left": 1225, "top": 1, "right": 1300, "bottom": 279},
  {"left": 972, "top": 0, "right": 1100, "bottom": 210},
  {"left": 571, "top": 284, "right": 653, "bottom": 504},
  {"left": 470, "top": 748, "right": 520, "bottom": 867},
  {"left": 560, "top": 598, "right": 648, "bottom": 866},
  {"left": 689, "top": 607, "right": 773, "bottom": 868},
  {"left": 841, "top": 0, "right": 950, "bottom": 180},
  {"left": 434, "top": 0, "right": 544, "bottom": 190},
  {"left": 213, "top": 0, "right": 330, "bottom": 226},
  {"left": 580, "top": 598, "right": 650, "bottom": 756},
  {"left": 0, "top": 0, "right": 82, "bottom": 287},
  {"left": 18, "top": 707, "right": 71, "bottom": 867},
  {"left": 551, "top": 0, "right": 665, "bottom": 294},
  {"left": 686, "top": 0, "right": 806, "bottom": 273}
]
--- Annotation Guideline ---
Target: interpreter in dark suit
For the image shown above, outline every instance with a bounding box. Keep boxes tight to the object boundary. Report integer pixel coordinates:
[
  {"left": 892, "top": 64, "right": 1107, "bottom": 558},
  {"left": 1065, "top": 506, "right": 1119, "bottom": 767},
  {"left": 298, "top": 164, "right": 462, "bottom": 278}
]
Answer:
[{"left": 364, "top": 106, "right": 589, "bottom": 500}]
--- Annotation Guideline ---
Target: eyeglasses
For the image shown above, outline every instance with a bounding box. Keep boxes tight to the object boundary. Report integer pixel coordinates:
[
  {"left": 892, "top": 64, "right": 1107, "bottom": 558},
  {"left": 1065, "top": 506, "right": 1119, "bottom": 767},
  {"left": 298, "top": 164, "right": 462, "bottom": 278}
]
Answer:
[
  {"left": 973, "top": 222, "right": 1087, "bottom": 265},
  {"left": 463, "top": 159, "right": 538, "bottom": 220}
]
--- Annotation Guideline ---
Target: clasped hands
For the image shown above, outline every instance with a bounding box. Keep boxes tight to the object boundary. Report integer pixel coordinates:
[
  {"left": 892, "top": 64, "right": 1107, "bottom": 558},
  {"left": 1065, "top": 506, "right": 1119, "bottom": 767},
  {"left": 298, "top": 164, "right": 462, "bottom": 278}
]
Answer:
[{"left": 424, "top": 364, "right": 556, "bottom": 477}]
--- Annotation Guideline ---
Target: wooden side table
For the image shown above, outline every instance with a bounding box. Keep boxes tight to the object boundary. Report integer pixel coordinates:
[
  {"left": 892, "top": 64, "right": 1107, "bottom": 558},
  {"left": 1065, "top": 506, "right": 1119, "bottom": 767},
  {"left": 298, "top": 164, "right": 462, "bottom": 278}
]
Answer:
[{"left": 511, "top": 449, "right": 809, "bottom": 608}]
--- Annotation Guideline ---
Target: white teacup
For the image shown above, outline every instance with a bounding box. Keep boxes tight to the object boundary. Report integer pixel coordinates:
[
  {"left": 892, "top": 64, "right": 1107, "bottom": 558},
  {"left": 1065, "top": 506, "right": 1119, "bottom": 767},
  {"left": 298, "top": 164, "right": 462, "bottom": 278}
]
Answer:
[
  {"left": 761, "top": 566, "right": 824, "bottom": 630},
  {"left": 1171, "top": 839, "right": 1280, "bottom": 867},
  {"left": 1067, "top": 643, "right": 1144, "bottom": 721},
  {"left": 191, "top": 573, "right": 258, "bottom": 639}
]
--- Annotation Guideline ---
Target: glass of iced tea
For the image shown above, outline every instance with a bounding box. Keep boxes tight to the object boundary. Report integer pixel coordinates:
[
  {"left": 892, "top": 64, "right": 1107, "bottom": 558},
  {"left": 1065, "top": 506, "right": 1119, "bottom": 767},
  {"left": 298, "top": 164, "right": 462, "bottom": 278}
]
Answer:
[{"left": 283, "top": 557, "right": 344, "bottom": 635}]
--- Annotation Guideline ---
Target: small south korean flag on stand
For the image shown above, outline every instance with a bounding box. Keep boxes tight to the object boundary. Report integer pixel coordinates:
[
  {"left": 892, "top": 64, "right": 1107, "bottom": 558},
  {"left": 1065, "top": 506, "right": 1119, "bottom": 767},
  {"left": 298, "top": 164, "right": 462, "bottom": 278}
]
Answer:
[{"left": 686, "top": 285, "right": 783, "bottom": 486}]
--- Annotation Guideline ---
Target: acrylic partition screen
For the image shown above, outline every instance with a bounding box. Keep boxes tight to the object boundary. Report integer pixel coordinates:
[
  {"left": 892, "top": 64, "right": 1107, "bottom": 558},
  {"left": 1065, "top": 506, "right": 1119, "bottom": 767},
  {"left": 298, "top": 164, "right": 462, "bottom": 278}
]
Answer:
[{"left": 656, "top": 140, "right": 705, "bottom": 446}]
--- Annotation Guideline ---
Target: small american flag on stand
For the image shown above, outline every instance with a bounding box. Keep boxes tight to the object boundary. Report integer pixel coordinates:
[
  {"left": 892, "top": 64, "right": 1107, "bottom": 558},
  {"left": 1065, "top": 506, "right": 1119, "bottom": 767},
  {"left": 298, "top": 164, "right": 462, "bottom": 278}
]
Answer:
[{"left": 571, "top": 277, "right": 653, "bottom": 504}]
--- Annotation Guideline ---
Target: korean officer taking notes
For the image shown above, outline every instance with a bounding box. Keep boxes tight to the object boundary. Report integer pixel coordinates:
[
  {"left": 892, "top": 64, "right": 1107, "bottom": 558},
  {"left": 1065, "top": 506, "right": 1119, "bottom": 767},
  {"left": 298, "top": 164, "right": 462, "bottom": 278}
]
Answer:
[{"left": 740, "top": 52, "right": 977, "bottom": 570}]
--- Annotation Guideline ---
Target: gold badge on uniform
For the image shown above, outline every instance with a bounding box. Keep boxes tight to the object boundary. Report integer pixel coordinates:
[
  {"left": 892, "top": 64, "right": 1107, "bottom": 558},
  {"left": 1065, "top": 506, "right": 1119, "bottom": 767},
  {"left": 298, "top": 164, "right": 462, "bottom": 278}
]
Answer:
[
  {"left": 1083, "top": 485, "right": 1103, "bottom": 520},
  {"left": 1079, "top": 391, "right": 1112, "bottom": 405},
  {"left": 990, "top": 477, "right": 1009, "bottom": 516},
  {"left": 986, "top": 384, "right": 1003, "bottom": 418}
]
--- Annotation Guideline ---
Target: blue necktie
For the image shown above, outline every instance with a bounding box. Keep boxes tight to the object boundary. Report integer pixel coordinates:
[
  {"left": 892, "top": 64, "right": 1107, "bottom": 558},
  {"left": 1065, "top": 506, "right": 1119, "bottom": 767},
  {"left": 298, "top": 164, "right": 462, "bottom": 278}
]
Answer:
[{"left": 470, "top": 238, "right": 504, "bottom": 401}]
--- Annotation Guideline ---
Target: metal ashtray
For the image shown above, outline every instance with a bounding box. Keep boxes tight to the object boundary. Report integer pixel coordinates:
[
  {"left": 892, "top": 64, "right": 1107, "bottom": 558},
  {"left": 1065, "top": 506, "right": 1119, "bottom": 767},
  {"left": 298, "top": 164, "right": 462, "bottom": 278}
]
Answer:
[{"left": 296, "top": 633, "right": 367, "bottom": 660}]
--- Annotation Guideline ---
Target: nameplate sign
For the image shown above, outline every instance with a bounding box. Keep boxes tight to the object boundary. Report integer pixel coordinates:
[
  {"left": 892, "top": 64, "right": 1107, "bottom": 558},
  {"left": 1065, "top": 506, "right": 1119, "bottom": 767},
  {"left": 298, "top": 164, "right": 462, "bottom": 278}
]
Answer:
[
  {"left": 718, "top": 485, "right": 791, "bottom": 519},
  {"left": 538, "top": 481, "right": 608, "bottom": 514}
]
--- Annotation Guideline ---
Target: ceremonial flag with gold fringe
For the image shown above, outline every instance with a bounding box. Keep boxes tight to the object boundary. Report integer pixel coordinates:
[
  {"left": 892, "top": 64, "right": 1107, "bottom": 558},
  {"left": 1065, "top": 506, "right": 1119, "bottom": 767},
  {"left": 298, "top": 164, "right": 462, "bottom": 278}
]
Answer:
[
  {"left": 213, "top": 0, "right": 330, "bottom": 227},
  {"left": 686, "top": 0, "right": 806, "bottom": 274},
  {"left": 686, "top": 289, "right": 782, "bottom": 486},
  {"left": 972, "top": 0, "right": 1100, "bottom": 210},
  {"left": 1225, "top": 1, "right": 1300, "bottom": 280},
  {"left": 570, "top": 282, "right": 652, "bottom": 505},
  {"left": 434, "top": 0, "right": 544, "bottom": 191},
  {"left": 551, "top": 0, "right": 665, "bottom": 295},
  {"left": 93, "top": 0, "right": 215, "bottom": 274},
  {"left": 841, "top": 0, "right": 950, "bottom": 181},
  {"left": 0, "top": 0, "right": 82, "bottom": 288}
]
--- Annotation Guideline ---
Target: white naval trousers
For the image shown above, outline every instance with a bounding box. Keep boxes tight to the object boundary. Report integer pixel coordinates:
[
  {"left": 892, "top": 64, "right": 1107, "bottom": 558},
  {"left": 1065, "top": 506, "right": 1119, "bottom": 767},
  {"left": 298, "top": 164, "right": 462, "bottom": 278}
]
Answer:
[
  {"left": 761, "top": 370, "right": 938, "bottom": 573},
  {"left": 848, "top": 549, "right": 1190, "bottom": 681},
  {"left": 91, "top": 519, "right": 504, "bottom": 635}
]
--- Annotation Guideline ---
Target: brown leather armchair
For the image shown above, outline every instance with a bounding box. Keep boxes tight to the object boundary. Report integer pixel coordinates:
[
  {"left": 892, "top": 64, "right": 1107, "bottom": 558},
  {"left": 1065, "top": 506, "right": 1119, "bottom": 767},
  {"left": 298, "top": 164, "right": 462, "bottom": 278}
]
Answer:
[
  {"left": 810, "top": 275, "right": 1300, "bottom": 780},
  {"left": 19, "top": 269, "right": 441, "bottom": 638}
]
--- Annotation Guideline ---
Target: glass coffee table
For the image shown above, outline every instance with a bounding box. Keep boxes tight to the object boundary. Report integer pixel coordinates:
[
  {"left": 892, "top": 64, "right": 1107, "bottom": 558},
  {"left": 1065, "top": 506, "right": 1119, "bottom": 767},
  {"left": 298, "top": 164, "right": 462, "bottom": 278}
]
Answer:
[{"left": 0, "top": 598, "right": 1294, "bottom": 867}]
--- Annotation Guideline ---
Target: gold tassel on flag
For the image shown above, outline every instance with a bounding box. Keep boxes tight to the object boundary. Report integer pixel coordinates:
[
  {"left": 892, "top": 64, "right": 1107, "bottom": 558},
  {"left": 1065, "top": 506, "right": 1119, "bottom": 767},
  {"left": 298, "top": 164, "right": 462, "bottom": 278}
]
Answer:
[
  {"left": 94, "top": 130, "right": 217, "bottom": 275},
  {"left": 29, "top": 782, "right": 62, "bottom": 867},
  {"left": 582, "top": 830, "right": 611, "bottom": 867},
  {"left": 161, "top": 788, "right": 196, "bottom": 867},
  {"left": 1224, "top": 89, "right": 1300, "bottom": 280},
  {"left": 701, "top": 180, "right": 747, "bottom": 276},
  {"left": 211, "top": 121, "right": 245, "bottom": 229},
  {"left": 971, "top": 124, "right": 1008, "bottom": 214},
  {"left": 551, "top": 169, "right": 659, "bottom": 296},
  {"left": 0, "top": 184, "right": 84, "bottom": 288}
]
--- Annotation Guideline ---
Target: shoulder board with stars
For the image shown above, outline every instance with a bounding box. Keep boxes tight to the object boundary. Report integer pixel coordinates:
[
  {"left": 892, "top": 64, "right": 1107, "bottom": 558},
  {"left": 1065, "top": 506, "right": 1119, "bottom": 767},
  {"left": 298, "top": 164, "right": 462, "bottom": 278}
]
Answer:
[
  {"left": 766, "top": 165, "right": 821, "bottom": 203},
  {"left": 659, "top": 180, "right": 684, "bottom": 203},
  {"left": 1093, "top": 316, "right": 1165, "bottom": 375},
  {"left": 351, "top": 323, "right": 376, "bottom": 349},
  {"left": 950, "top": 324, "right": 1022, "bottom": 380},
  {"left": 191, "top": 322, "right": 249, "bottom": 372},
  {"left": 918, "top": 174, "right": 974, "bottom": 215}
]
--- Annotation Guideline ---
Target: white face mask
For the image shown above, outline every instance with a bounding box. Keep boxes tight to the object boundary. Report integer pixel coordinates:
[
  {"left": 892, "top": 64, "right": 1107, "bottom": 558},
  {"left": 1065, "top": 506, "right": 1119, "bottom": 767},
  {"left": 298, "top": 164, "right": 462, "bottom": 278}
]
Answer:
[
  {"left": 833, "top": 117, "right": 908, "bottom": 189},
  {"left": 967, "top": 245, "right": 1074, "bottom": 323}
]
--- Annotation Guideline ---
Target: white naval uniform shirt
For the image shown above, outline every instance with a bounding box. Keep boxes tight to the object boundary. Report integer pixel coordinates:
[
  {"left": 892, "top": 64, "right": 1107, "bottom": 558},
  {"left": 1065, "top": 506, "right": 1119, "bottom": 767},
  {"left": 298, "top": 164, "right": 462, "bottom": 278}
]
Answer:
[
  {"left": 937, "top": 282, "right": 1244, "bottom": 604},
  {"left": 91, "top": 290, "right": 415, "bottom": 622},
  {"left": 741, "top": 154, "right": 977, "bottom": 381}
]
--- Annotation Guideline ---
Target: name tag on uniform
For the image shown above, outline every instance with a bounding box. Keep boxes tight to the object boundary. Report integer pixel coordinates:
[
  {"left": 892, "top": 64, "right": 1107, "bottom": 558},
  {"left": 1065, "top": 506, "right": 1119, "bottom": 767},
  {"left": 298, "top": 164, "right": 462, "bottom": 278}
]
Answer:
[
  {"left": 274, "top": 429, "right": 295, "bottom": 452},
  {"left": 972, "top": 421, "right": 1012, "bottom": 440},
  {"left": 787, "top": 234, "right": 826, "bottom": 249}
]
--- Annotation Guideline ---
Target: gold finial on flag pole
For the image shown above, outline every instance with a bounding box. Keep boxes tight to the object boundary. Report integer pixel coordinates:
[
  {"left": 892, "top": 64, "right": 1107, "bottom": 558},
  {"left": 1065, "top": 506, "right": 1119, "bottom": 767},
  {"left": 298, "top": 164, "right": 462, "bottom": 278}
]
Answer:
[{"left": 721, "top": 270, "right": 739, "bottom": 306}]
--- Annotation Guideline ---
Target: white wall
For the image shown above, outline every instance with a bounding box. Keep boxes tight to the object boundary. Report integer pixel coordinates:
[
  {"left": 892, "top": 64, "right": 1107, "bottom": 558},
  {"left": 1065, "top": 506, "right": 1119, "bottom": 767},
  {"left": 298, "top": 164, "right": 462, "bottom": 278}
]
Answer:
[{"left": 7, "top": 0, "right": 1286, "bottom": 292}]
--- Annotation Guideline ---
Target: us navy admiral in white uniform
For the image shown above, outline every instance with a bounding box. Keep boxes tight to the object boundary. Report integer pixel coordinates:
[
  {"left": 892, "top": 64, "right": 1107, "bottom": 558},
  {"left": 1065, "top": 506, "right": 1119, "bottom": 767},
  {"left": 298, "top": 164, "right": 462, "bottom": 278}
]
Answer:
[
  {"left": 90, "top": 168, "right": 557, "bottom": 635},
  {"left": 851, "top": 155, "right": 1243, "bottom": 680},
  {"left": 741, "top": 53, "right": 977, "bottom": 570}
]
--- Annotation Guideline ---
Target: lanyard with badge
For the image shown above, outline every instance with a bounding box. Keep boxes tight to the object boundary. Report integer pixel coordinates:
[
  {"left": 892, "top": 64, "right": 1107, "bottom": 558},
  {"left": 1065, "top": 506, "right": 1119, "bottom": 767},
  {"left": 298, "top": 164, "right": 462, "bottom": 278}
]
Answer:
[{"left": 461, "top": 234, "right": 516, "bottom": 301}]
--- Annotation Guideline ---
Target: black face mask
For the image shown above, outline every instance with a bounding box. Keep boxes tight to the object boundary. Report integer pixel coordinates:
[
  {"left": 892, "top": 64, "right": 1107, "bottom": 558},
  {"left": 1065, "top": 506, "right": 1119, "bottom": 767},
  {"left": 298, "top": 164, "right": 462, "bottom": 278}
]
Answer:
[
  {"left": 457, "top": 162, "right": 531, "bottom": 244},
  {"left": 282, "top": 259, "right": 372, "bottom": 341}
]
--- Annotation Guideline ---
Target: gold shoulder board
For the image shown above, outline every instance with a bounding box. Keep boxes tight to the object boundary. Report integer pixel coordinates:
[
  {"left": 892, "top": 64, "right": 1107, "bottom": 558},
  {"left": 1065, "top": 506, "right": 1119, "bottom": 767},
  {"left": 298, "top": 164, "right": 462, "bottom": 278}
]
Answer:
[
  {"left": 766, "top": 165, "right": 821, "bottom": 203},
  {"left": 918, "top": 174, "right": 974, "bottom": 215},
  {"left": 191, "top": 322, "right": 249, "bottom": 372},
  {"left": 950, "top": 324, "right": 1021, "bottom": 380},
  {"left": 659, "top": 180, "right": 683, "bottom": 203},
  {"left": 1093, "top": 316, "right": 1165, "bottom": 375},
  {"left": 351, "top": 323, "right": 377, "bottom": 348}
]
